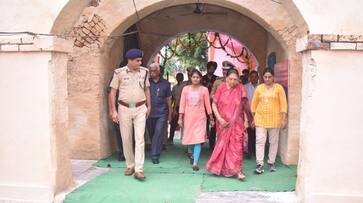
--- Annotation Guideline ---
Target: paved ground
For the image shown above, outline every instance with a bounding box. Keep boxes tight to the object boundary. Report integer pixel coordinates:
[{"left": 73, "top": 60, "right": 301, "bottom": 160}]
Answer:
[
  {"left": 196, "top": 191, "right": 298, "bottom": 203},
  {"left": 54, "top": 160, "right": 109, "bottom": 203}
]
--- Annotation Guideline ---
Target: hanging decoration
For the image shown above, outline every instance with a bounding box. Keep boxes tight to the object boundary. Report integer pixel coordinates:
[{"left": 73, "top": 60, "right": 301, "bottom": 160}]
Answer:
[{"left": 158, "top": 32, "right": 254, "bottom": 69}]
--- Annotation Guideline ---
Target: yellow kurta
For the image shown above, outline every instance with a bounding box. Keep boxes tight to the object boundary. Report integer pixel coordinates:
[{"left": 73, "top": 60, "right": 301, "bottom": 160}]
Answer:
[{"left": 251, "top": 83, "right": 287, "bottom": 128}]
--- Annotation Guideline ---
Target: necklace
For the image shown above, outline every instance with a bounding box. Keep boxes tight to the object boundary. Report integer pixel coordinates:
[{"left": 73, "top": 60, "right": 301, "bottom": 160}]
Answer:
[{"left": 263, "top": 84, "right": 274, "bottom": 103}]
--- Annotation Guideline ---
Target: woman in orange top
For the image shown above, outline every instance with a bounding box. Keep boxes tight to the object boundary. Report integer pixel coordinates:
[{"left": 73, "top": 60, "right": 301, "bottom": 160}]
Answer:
[{"left": 251, "top": 68, "right": 287, "bottom": 174}]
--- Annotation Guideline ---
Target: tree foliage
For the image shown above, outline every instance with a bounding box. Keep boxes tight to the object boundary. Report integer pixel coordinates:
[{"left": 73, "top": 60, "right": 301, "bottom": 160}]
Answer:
[{"left": 161, "top": 32, "right": 208, "bottom": 76}]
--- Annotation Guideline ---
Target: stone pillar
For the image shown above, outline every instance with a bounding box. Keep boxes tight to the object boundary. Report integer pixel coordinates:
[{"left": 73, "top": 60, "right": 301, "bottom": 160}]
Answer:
[
  {"left": 67, "top": 40, "right": 122, "bottom": 160},
  {"left": 66, "top": 10, "right": 121, "bottom": 160},
  {"left": 0, "top": 35, "right": 73, "bottom": 202},
  {"left": 280, "top": 49, "right": 303, "bottom": 165},
  {"left": 296, "top": 34, "right": 363, "bottom": 203}
]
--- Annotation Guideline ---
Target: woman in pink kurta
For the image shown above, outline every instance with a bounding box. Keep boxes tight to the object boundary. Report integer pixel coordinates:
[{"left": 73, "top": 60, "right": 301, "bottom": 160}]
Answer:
[
  {"left": 206, "top": 69, "right": 252, "bottom": 180},
  {"left": 179, "top": 69, "right": 214, "bottom": 171}
]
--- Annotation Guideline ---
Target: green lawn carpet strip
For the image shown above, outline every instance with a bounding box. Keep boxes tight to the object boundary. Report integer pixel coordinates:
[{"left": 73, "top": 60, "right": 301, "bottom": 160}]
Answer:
[{"left": 65, "top": 143, "right": 296, "bottom": 203}]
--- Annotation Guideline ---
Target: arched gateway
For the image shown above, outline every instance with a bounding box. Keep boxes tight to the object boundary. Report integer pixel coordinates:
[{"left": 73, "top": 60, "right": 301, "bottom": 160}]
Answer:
[
  {"left": 2, "top": 0, "right": 363, "bottom": 202},
  {"left": 51, "top": 0, "right": 307, "bottom": 197}
]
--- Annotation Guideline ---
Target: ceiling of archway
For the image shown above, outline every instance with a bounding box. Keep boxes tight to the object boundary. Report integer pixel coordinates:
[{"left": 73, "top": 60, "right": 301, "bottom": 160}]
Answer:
[{"left": 134, "top": 3, "right": 270, "bottom": 69}]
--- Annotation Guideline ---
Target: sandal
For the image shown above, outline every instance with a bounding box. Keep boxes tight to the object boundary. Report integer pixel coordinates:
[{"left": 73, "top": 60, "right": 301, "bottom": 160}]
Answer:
[
  {"left": 236, "top": 172, "right": 246, "bottom": 181},
  {"left": 192, "top": 164, "right": 199, "bottom": 171}
]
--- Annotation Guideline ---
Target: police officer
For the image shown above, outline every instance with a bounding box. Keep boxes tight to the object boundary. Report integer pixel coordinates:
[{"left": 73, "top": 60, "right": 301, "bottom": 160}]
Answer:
[
  {"left": 210, "top": 61, "right": 235, "bottom": 98},
  {"left": 109, "top": 48, "right": 151, "bottom": 181}
]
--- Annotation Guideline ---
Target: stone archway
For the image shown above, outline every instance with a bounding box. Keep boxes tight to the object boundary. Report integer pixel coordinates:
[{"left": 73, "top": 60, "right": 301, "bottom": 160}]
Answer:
[
  {"left": 5, "top": 1, "right": 363, "bottom": 202},
  {"left": 50, "top": 0, "right": 308, "bottom": 195}
]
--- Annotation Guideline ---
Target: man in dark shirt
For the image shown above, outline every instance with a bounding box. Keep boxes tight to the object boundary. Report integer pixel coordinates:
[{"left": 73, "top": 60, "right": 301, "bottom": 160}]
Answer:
[
  {"left": 147, "top": 63, "right": 172, "bottom": 164},
  {"left": 160, "top": 65, "right": 169, "bottom": 150},
  {"left": 168, "top": 72, "right": 184, "bottom": 144},
  {"left": 241, "top": 69, "right": 250, "bottom": 84},
  {"left": 201, "top": 61, "right": 218, "bottom": 150},
  {"left": 202, "top": 61, "right": 218, "bottom": 92}
]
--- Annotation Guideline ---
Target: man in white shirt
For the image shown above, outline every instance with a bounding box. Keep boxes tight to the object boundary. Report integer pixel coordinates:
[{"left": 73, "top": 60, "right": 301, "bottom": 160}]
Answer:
[
  {"left": 244, "top": 70, "right": 259, "bottom": 105},
  {"left": 243, "top": 70, "right": 259, "bottom": 159}
]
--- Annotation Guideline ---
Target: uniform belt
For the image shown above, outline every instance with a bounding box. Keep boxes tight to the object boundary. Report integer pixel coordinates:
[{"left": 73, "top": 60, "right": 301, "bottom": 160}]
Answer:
[{"left": 118, "top": 100, "right": 146, "bottom": 108}]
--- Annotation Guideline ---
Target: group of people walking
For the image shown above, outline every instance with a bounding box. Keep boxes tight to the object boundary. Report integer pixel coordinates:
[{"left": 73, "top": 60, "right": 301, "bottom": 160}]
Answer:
[{"left": 108, "top": 48, "right": 287, "bottom": 181}]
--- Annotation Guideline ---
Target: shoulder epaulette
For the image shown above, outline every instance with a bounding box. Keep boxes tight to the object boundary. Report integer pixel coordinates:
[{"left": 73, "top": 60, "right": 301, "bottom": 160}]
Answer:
[
  {"left": 140, "top": 66, "right": 149, "bottom": 72},
  {"left": 114, "top": 67, "right": 126, "bottom": 74}
]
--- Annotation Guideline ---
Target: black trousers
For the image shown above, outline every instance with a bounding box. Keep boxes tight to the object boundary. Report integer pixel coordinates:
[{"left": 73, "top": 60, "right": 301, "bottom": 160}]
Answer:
[
  {"left": 247, "top": 127, "right": 256, "bottom": 156},
  {"left": 207, "top": 115, "right": 216, "bottom": 149},
  {"left": 147, "top": 116, "right": 167, "bottom": 159},
  {"left": 169, "top": 107, "right": 179, "bottom": 141}
]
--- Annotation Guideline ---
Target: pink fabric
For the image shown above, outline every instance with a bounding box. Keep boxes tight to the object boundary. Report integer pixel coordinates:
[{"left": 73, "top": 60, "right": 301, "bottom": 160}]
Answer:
[
  {"left": 179, "top": 85, "right": 212, "bottom": 145},
  {"left": 208, "top": 32, "right": 258, "bottom": 76},
  {"left": 205, "top": 83, "right": 247, "bottom": 177}
]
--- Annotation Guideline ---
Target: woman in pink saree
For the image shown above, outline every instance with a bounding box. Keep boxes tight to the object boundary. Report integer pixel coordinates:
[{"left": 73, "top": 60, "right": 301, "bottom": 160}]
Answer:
[{"left": 205, "top": 69, "right": 252, "bottom": 180}]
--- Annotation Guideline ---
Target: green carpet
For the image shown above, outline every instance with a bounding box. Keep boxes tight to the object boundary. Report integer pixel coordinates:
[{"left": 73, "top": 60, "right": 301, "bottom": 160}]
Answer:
[
  {"left": 65, "top": 143, "right": 297, "bottom": 203},
  {"left": 65, "top": 170, "right": 202, "bottom": 203}
]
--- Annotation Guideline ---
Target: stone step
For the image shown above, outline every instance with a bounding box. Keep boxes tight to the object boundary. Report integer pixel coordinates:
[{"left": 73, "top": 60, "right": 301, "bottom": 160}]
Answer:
[{"left": 196, "top": 191, "right": 299, "bottom": 203}]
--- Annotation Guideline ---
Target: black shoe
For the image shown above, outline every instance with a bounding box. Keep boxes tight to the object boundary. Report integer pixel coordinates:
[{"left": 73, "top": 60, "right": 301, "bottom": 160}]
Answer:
[
  {"left": 255, "top": 164, "right": 264, "bottom": 174},
  {"left": 152, "top": 158, "right": 160, "bottom": 164},
  {"left": 118, "top": 156, "right": 126, "bottom": 161},
  {"left": 268, "top": 163, "right": 277, "bottom": 172}
]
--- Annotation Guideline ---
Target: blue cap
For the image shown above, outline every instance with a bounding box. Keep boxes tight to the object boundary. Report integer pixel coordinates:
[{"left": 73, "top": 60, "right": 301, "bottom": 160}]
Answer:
[{"left": 125, "top": 48, "right": 144, "bottom": 59}]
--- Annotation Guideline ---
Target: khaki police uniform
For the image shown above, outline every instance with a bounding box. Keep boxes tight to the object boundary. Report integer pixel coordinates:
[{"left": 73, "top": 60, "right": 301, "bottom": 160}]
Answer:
[{"left": 110, "top": 66, "right": 150, "bottom": 172}]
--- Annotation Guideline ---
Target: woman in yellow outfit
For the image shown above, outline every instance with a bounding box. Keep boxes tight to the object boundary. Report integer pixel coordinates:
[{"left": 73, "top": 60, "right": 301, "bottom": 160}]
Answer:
[{"left": 251, "top": 68, "right": 287, "bottom": 174}]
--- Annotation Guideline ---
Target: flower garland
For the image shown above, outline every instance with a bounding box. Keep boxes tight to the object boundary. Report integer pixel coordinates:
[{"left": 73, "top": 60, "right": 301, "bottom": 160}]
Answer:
[{"left": 158, "top": 32, "right": 252, "bottom": 66}]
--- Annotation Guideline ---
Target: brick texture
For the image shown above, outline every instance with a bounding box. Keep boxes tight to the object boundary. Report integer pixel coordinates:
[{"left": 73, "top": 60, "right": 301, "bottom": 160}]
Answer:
[{"left": 72, "top": 14, "right": 106, "bottom": 48}]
